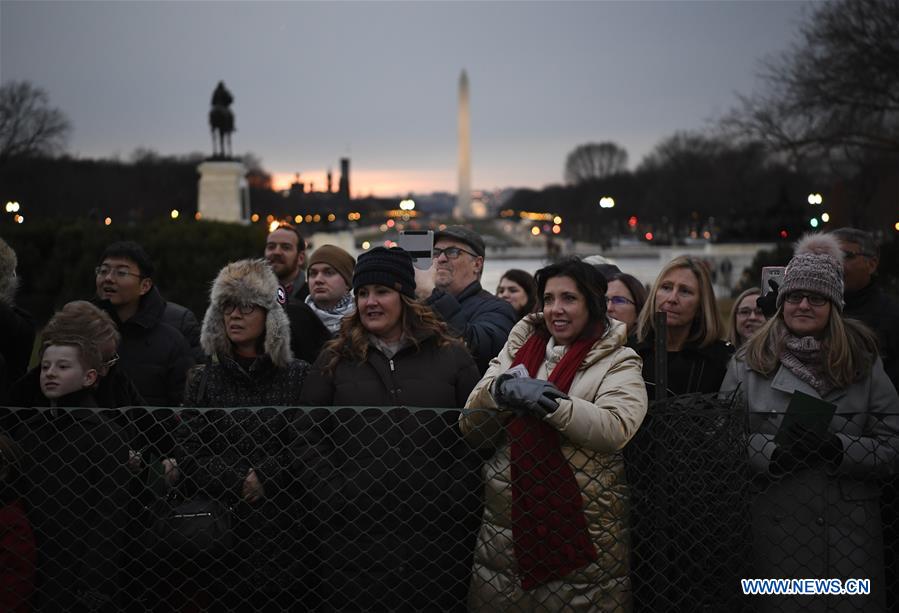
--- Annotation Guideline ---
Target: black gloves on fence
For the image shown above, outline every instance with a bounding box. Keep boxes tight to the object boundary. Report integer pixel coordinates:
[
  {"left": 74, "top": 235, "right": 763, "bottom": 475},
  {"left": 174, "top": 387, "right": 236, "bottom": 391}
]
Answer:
[
  {"left": 771, "top": 422, "right": 842, "bottom": 475},
  {"left": 493, "top": 374, "right": 570, "bottom": 417}
]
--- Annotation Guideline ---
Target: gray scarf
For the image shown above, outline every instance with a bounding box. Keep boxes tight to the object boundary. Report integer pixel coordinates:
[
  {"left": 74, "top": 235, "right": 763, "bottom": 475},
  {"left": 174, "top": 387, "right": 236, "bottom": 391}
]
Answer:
[
  {"left": 305, "top": 292, "right": 355, "bottom": 334},
  {"left": 779, "top": 333, "right": 835, "bottom": 396}
]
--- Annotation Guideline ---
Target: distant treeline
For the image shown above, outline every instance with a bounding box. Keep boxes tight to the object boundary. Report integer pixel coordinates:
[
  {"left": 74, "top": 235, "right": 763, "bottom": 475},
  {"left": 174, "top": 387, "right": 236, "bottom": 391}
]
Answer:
[{"left": 1, "top": 218, "right": 267, "bottom": 325}]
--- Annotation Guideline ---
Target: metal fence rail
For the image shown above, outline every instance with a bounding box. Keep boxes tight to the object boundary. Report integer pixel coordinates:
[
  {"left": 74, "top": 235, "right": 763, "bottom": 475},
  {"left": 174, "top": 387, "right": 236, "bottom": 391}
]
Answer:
[{"left": 1, "top": 401, "right": 896, "bottom": 612}]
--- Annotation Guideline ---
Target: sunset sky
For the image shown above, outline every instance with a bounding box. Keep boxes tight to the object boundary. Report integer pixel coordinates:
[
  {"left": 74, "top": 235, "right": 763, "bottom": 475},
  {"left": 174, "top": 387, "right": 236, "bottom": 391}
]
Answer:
[{"left": 1, "top": 1, "right": 810, "bottom": 197}]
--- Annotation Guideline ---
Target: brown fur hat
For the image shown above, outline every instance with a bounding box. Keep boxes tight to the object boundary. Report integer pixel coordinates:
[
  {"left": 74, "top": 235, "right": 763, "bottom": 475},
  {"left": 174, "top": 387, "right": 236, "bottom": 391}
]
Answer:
[{"left": 201, "top": 259, "right": 293, "bottom": 367}]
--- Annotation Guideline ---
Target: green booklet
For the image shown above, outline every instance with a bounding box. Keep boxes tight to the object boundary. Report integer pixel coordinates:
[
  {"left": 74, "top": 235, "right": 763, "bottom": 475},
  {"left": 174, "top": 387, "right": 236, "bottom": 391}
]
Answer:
[{"left": 773, "top": 390, "right": 837, "bottom": 445}]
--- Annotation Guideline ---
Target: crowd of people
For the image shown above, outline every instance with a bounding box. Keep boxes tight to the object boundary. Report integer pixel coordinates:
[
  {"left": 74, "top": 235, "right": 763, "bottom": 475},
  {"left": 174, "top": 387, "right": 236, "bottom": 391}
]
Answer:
[{"left": 1, "top": 223, "right": 898, "bottom": 611}]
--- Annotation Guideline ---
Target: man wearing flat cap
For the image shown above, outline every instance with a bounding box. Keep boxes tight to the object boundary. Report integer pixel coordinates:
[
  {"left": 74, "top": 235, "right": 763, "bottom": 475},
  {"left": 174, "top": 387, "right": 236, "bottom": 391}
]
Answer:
[{"left": 416, "top": 225, "right": 515, "bottom": 374}]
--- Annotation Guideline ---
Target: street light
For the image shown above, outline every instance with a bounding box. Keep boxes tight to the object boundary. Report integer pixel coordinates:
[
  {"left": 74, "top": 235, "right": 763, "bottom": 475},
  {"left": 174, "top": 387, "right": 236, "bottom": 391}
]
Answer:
[
  {"left": 807, "top": 193, "right": 823, "bottom": 205},
  {"left": 599, "top": 197, "right": 615, "bottom": 209},
  {"left": 399, "top": 199, "right": 415, "bottom": 211}
]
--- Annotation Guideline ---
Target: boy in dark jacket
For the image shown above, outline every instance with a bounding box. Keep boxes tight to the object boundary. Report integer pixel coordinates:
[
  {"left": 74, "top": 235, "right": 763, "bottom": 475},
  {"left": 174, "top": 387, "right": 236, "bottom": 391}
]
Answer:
[{"left": 15, "top": 338, "right": 131, "bottom": 611}]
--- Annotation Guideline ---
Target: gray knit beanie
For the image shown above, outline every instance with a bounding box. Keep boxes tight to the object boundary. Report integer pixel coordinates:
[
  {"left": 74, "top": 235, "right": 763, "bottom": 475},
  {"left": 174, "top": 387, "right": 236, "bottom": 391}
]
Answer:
[{"left": 776, "top": 233, "right": 845, "bottom": 312}]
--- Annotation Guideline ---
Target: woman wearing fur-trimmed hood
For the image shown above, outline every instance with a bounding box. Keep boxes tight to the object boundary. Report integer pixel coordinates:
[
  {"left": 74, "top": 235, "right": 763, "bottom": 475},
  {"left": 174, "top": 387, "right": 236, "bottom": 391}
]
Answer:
[{"left": 168, "top": 259, "right": 310, "bottom": 608}]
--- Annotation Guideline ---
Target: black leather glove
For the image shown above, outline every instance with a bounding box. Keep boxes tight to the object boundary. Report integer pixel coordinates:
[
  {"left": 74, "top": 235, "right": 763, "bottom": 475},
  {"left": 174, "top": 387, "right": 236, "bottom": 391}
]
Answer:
[
  {"left": 771, "top": 422, "right": 842, "bottom": 474},
  {"left": 756, "top": 279, "right": 780, "bottom": 318},
  {"left": 495, "top": 376, "right": 569, "bottom": 417}
]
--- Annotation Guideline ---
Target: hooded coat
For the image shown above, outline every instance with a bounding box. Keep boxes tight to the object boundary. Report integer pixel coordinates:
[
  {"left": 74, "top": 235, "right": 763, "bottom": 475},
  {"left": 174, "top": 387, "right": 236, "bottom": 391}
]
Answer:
[
  {"left": 172, "top": 259, "right": 310, "bottom": 603},
  {"left": 461, "top": 315, "right": 647, "bottom": 611}
]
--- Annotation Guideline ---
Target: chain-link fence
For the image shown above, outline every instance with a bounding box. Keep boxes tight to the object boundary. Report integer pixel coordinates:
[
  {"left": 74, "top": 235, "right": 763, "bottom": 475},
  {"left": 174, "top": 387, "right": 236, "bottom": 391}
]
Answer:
[{"left": 1, "top": 400, "right": 896, "bottom": 611}]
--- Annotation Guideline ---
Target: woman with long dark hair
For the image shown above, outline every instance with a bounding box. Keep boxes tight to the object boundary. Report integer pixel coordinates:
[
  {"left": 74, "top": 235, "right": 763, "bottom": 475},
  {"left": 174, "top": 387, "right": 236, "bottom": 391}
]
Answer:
[
  {"left": 496, "top": 268, "right": 537, "bottom": 320},
  {"left": 462, "top": 258, "right": 647, "bottom": 610},
  {"left": 300, "top": 247, "right": 481, "bottom": 611}
]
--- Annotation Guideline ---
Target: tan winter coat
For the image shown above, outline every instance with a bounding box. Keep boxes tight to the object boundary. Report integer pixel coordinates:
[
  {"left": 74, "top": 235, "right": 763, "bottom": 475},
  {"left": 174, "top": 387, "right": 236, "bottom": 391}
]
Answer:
[{"left": 461, "top": 315, "right": 647, "bottom": 612}]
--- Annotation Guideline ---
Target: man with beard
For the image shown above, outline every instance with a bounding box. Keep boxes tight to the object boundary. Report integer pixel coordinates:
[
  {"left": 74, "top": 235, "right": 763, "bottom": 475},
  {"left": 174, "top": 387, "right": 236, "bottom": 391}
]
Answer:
[
  {"left": 263, "top": 223, "right": 330, "bottom": 362},
  {"left": 265, "top": 223, "right": 309, "bottom": 302}
]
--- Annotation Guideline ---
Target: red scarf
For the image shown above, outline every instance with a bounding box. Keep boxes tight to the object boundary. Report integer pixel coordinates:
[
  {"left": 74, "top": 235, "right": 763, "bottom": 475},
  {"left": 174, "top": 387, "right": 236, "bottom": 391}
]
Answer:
[{"left": 506, "top": 323, "right": 602, "bottom": 590}]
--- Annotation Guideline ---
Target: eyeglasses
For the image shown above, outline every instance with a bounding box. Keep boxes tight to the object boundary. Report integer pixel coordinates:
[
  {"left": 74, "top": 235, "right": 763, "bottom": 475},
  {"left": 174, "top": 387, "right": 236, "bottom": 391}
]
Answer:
[
  {"left": 223, "top": 303, "right": 258, "bottom": 315},
  {"left": 101, "top": 353, "right": 120, "bottom": 368},
  {"left": 606, "top": 295, "right": 635, "bottom": 306},
  {"left": 95, "top": 266, "right": 142, "bottom": 280},
  {"left": 433, "top": 246, "right": 478, "bottom": 260},
  {"left": 736, "top": 307, "right": 765, "bottom": 317},
  {"left": 784, "top": 292, "right": 828, "bottom": 307},
  {"left": 842, "top": 250, "right": 873, "bottom": 260}
]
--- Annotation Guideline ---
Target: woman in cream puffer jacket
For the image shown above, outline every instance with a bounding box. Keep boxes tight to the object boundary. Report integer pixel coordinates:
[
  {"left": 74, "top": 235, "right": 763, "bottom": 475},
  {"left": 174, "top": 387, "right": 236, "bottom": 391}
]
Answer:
[{"left": 461, "top": 259, "right": 647, "bottom": 612}]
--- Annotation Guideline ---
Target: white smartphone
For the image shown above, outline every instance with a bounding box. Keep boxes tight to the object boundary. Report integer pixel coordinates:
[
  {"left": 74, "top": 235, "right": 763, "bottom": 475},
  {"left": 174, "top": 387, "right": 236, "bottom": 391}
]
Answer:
[{"left": 397, "top": 230, "right": 434, "bottom": 270}]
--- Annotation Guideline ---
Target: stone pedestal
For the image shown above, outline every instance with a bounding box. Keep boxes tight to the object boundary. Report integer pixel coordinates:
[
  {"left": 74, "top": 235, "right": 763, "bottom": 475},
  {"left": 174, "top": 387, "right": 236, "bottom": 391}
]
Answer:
[{"left": 197, "top": 160, "right": 249, "bottom": 223}]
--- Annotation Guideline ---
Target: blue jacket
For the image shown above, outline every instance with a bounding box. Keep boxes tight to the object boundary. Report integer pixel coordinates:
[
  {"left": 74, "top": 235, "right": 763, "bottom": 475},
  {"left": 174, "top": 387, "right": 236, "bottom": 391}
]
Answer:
[{"left": 426, "top": 281, "right": 516, "bottom": 374}]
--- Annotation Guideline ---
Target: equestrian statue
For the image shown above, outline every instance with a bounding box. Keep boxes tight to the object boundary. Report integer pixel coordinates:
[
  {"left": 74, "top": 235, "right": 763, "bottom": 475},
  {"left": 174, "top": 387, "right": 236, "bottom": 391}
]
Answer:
[{"left": 209, "top": 81, "right": 235, "bottom": 159}]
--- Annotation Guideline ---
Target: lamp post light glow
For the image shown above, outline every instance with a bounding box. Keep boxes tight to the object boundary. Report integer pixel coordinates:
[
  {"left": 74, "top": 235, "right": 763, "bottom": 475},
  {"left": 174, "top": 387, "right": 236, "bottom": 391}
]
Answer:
[
  {"left": 399, "top": 199, "right": 416, "bottom": 211},
  {"left": 821, "top": 212, "right": 830, "bottom": 223},
  {"left": 170, "top": 209, "right": 179, "bottom": 220},
  {"left": 810, "top": 217, "right": 819, "bottom": 228},
  {"left": 5, "top": 201, "right": 20, "bottom": 213},
  {"left": 807, "top": 193, "right": 823, "bottom": 205},
  {"left": 599, "top": 197, "right": 615, "bottom": 209}
]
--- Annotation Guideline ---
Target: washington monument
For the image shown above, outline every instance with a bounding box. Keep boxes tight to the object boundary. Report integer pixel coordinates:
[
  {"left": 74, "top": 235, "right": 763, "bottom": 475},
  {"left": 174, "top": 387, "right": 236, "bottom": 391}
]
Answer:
[{"left": 456, "top": 69, "right": 472, "bottom": 218}]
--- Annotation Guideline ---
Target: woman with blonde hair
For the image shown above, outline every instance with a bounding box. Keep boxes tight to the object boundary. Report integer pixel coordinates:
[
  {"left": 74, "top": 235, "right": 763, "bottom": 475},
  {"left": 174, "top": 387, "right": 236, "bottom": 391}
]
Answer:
[
  {"left": 634, "top": 255, "right": 732, "bottom": 395},
  {"left": 721, "top": 234, "right": 899, "bottom": 611},
  {"left": 628, "top": 256, "right": 741, "bottom": 610}
]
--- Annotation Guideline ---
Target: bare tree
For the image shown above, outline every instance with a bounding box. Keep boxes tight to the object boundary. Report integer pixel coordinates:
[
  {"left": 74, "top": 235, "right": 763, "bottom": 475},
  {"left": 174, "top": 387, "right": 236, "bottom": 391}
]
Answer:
[
  {"left": 0, "top": 81, "right": 71, "bottom": 164},
  {"left": 722, "top": 0, "right": 899, "bottom": 159},
  {"left": 564, "top": 141, "right": 628, "bottom": 184}
]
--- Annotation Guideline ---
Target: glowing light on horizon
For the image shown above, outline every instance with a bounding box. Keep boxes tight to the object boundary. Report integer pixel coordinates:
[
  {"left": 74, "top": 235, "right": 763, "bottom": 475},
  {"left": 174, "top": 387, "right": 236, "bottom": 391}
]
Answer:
[
  {"left": 104, "top": 217, "right": 112, "bottom": 226},
  {"left": 170, "top": 209, "right": 179, "bottom": 219}
]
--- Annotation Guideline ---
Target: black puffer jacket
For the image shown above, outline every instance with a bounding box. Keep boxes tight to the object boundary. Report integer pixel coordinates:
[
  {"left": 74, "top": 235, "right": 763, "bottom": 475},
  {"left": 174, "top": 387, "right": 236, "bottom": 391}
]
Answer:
[
  {"left": 299, "top": 335, "right": 482, "bottom": 612},
  {"left": 174, "top": 354, "right": 310, "bottom": 598},
  {"left": 162, "top": 300, "right": 203, "bottom": 363},
  {"left": 96, "top": 286, "right": 195, "bottom": 407}
]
